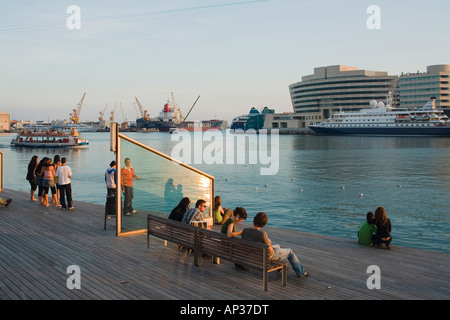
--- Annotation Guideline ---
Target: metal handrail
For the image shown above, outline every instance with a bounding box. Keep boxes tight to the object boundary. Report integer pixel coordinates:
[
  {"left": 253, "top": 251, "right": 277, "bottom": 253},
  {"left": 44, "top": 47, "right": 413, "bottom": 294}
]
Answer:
[{"left": 118, "top": 133, "right": 214, "bottom": 180}]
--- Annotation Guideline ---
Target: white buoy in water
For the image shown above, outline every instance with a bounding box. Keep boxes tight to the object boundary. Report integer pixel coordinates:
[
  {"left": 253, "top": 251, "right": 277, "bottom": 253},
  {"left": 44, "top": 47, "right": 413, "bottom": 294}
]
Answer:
[
  {"left": 254, "top": 187, "right": 258, "bottom": 191},
  {"left": 360, "top": 193, "right": 364, "bottom": 197}
]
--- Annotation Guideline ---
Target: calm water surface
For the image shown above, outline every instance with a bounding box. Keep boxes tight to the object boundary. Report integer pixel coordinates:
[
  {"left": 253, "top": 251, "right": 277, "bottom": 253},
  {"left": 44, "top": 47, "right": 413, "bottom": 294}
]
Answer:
[{"left": 1, "top": 132, "right": 449, "bottom": 254}]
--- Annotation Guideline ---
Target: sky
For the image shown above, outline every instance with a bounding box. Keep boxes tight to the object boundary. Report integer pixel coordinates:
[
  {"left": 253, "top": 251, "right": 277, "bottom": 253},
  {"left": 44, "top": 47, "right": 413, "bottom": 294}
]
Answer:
[{"left": 1, "top": 0, "right": 449, "bottom": 123}]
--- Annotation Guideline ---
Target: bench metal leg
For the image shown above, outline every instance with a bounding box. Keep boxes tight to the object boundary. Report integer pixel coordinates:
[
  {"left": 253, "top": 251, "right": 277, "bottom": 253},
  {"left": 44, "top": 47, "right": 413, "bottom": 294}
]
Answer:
[
  {"left": 282, "top": 265, "right": 287, "bottom": 287},
  {"left": 263, "top": 270, "right": 268, "bottom": 291},
  {"left": 194, "top": 251, "right": 202, "bottom": 267}
]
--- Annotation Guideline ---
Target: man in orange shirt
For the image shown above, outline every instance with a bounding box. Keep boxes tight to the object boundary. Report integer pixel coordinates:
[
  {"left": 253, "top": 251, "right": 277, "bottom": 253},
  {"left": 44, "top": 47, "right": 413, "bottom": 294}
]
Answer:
[{"left": 121, "top": 158, "right": 141, "bottom": 216}]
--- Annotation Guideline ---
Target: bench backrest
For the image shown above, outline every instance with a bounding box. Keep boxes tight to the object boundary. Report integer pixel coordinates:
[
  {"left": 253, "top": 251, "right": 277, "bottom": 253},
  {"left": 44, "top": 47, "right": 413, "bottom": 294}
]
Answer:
[
  {"left": 197, "top": 228, "right": 270, "bottom": 270},
  {"left": 147, "top": 214, "right": 198, "bottom": 249}
]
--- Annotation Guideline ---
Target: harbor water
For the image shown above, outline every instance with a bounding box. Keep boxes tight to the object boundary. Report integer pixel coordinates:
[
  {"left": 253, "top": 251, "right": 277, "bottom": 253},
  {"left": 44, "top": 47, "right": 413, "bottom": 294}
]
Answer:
[{"left": 1, "top": 131, "right": 449, "bottom": 254}]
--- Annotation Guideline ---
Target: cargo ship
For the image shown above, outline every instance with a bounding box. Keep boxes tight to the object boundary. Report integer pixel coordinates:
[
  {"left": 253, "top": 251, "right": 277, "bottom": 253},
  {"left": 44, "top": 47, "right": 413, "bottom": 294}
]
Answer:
[{"left": 136, "top": 95, "right": 222, "bottom": 132}]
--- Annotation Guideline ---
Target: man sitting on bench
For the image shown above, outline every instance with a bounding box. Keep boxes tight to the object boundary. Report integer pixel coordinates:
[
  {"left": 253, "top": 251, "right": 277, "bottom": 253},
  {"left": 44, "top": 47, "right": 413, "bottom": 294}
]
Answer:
[
  {"left": 242, "top": 212, "right": 309, "bottom": 278},
  {"left": 182, "top": 199, "right": 209, "bottom": 228}
]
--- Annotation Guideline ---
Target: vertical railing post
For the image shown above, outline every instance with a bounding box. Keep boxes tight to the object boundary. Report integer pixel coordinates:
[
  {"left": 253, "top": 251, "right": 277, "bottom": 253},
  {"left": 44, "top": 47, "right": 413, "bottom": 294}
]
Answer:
[
  {"left": 111, "top": 123, "right": 121, "bottom": 236},
  {"left": 0, "top": 151, "right": 3, "bottom": 192}
]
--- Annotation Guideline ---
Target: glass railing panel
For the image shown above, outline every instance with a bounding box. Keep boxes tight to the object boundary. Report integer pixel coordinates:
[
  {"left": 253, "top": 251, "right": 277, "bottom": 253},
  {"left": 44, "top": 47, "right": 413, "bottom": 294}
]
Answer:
[{"left": 118, "top": 135, "right": 213, "bottom": 235}]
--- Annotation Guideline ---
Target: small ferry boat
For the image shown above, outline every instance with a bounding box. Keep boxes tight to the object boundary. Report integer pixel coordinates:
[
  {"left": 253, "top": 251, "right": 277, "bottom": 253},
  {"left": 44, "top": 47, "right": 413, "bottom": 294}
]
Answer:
[
  {"left": 11, "top": 128, "right": 89, "bottom": 148},
  {"left": 308, "top": 94, "right": 450, "bottom": 136}
]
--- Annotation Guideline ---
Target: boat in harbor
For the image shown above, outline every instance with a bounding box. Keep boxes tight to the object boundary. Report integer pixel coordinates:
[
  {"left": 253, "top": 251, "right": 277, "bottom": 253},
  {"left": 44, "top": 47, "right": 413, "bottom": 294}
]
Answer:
[
  {"left": 10, "top": 128, "right": 89, "bottom": 148},
  {"left": 136, "top": 94, "right": 223, "bottom": 132},
  {"left": 308, "top": 94, "right": 450, "bottom": 136}
]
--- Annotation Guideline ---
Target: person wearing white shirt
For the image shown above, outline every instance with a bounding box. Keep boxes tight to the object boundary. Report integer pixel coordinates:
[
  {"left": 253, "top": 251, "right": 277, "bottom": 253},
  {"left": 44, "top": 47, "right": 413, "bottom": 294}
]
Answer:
[{"left": 55, "top": 157, "right": 74, "bottom": 210}]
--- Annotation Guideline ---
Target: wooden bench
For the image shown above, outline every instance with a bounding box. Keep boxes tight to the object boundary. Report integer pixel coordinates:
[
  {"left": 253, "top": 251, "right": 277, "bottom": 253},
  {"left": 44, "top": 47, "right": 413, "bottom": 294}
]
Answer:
[
  {"left": 146, "top": 214, "right": 287, "bottom": 291},
  {"left": 196, "top": 227, "right": 287, "bottom": 291},
  {"left": 147, "top": 214, "right": 201, "bottom": 265}
]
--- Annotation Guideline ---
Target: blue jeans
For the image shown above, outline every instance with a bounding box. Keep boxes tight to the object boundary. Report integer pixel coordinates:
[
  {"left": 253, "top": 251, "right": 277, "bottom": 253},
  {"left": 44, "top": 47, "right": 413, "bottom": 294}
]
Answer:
[
  {"left": 271, "top": 245, "right": 305, "bottom": 276},
  {"left": 123, "top": 185, "right": 134, "bottom": 214}
]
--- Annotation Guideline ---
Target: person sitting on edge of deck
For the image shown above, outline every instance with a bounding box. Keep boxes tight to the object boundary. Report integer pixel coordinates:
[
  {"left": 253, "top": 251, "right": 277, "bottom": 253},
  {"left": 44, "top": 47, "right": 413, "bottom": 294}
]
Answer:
[
  {"left": 242, "top": 212, "right": 309, "bottom": 278},
  {"left": 358, "top": 211, "right": 377, "bottom": 246},
  {"left": 372, "top": 206, "right": 392, "bottom": 249},
  {"left": 182, "top": 199, "right": 207, "bottom": 224},
  {"left": 221, "top": 207, "right": 247, "bottom": 238},
  {"left": 213, "top": 195, "right": 234, "bottom": 225},
  {"left": 0, "top": 197, "right": 12, "bottom": 208}
]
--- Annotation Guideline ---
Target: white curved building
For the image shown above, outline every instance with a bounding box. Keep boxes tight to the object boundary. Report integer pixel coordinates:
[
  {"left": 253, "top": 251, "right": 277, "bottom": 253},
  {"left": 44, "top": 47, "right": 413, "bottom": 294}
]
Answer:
[{"left": 289, "top": 65, "right": 398, "bottom": 127}]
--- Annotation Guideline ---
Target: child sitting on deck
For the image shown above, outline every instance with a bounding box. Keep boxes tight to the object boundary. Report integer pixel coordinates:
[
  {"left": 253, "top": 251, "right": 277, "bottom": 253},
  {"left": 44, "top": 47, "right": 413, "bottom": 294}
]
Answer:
[{"left": 358, "top": 211, "right": 377, "bottom": 246}]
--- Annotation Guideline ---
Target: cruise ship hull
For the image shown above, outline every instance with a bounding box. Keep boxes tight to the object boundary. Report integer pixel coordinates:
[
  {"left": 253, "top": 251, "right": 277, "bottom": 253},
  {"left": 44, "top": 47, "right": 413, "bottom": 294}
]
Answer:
[{"left": 309, "top": 125, "right": 450, "bottom": 136}]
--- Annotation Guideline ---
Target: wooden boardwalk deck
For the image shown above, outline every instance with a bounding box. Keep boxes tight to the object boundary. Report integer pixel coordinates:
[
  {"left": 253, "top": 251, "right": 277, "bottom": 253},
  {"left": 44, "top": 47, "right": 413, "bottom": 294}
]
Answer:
[{"left": 0, "top": 188, "right": 449, "bottom": 300}]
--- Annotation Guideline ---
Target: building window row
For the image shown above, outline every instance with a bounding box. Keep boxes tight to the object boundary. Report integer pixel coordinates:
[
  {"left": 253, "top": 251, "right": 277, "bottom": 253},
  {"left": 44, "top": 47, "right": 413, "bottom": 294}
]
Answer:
[
  {"left": 400, "top": 75, "right": 439, "bottom": 81},
  {"left": 290, "top": 78, "right": 396, "bottom": 90},
  {"left": 399, "top": 81, "right": 441, "bottom": 87}
]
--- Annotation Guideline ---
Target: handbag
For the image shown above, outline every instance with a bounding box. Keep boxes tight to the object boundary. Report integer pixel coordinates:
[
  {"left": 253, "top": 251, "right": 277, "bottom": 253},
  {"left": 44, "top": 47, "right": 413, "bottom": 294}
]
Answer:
[{"left": 48, "top": 179, "right": 56, "bottom": 188}]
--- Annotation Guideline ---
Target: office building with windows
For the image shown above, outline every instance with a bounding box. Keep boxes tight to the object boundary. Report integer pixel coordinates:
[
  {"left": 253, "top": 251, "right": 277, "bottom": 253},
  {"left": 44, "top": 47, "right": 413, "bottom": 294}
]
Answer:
[{"left": 398, "top": 64, "right": 450, "bottom": 115}]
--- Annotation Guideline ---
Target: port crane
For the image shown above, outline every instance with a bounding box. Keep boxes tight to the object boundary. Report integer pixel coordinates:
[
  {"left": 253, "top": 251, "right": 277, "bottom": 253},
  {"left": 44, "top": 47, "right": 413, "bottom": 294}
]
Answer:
[
  {"left": 181, "top": 95, "right": 201, "bottom": 122},
  {"left": 70, "top": 92, "right": 86, "bottom": 124},
  {"left": 98, "top": 104, "right": 107, "bottom": 121},
  {"left": 120, "top": 103, "right": 128, "bottom": 128},
  {"left": 135, "top": 97, "right": 150, "bottom": 121},
  {"left": 110, "top": 103, "right": 117, "bottom": 122}
]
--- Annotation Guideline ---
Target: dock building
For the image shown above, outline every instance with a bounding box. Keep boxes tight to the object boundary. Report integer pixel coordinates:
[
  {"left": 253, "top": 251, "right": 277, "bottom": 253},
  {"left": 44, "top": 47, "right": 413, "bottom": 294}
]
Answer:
[
  {"left": 398, "top": 64, "right": 450, "bottom": 115},
  {"left": 0, "top": 111, "right": 11, "bottom": 131},
  {"left": 288, "top": 64, "right": 450, "bottom": 128},
  {"left": 289, "top": 65, "right": 398, "bottom": 128},
  {"left": 230, "top": 64, "right": 450, "bottom": 132}
]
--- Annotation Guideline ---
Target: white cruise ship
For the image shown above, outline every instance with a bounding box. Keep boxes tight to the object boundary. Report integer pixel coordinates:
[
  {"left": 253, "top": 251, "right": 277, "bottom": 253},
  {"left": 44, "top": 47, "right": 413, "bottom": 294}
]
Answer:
[{"left": 308, "top": 94, "right": 450, "bottom": 136}]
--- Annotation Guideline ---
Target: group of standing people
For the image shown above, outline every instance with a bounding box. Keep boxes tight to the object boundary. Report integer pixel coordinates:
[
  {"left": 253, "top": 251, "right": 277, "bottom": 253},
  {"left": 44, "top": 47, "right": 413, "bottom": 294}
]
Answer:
[
  {"left": 168, "top": 195, "right": 309, "bottom": 279},
  {"left": 26, "top": 155, "right": 74, "bottom": 210},
  {"left": 358, "top": 206, "right": 392, "bottom": 249}
]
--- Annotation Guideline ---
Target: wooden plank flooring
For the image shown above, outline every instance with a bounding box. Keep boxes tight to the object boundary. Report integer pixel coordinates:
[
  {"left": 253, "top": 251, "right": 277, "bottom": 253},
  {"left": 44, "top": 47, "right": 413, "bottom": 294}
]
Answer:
[{"left": 0, "top": 188, "right": 449, "bottom": 300}]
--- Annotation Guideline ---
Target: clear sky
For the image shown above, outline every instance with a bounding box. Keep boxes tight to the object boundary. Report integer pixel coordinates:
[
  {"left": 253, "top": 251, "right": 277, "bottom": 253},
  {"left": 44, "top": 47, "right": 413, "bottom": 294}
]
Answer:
[{"left": 1, "top": 0, "right": 449, "bottom": 123}]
